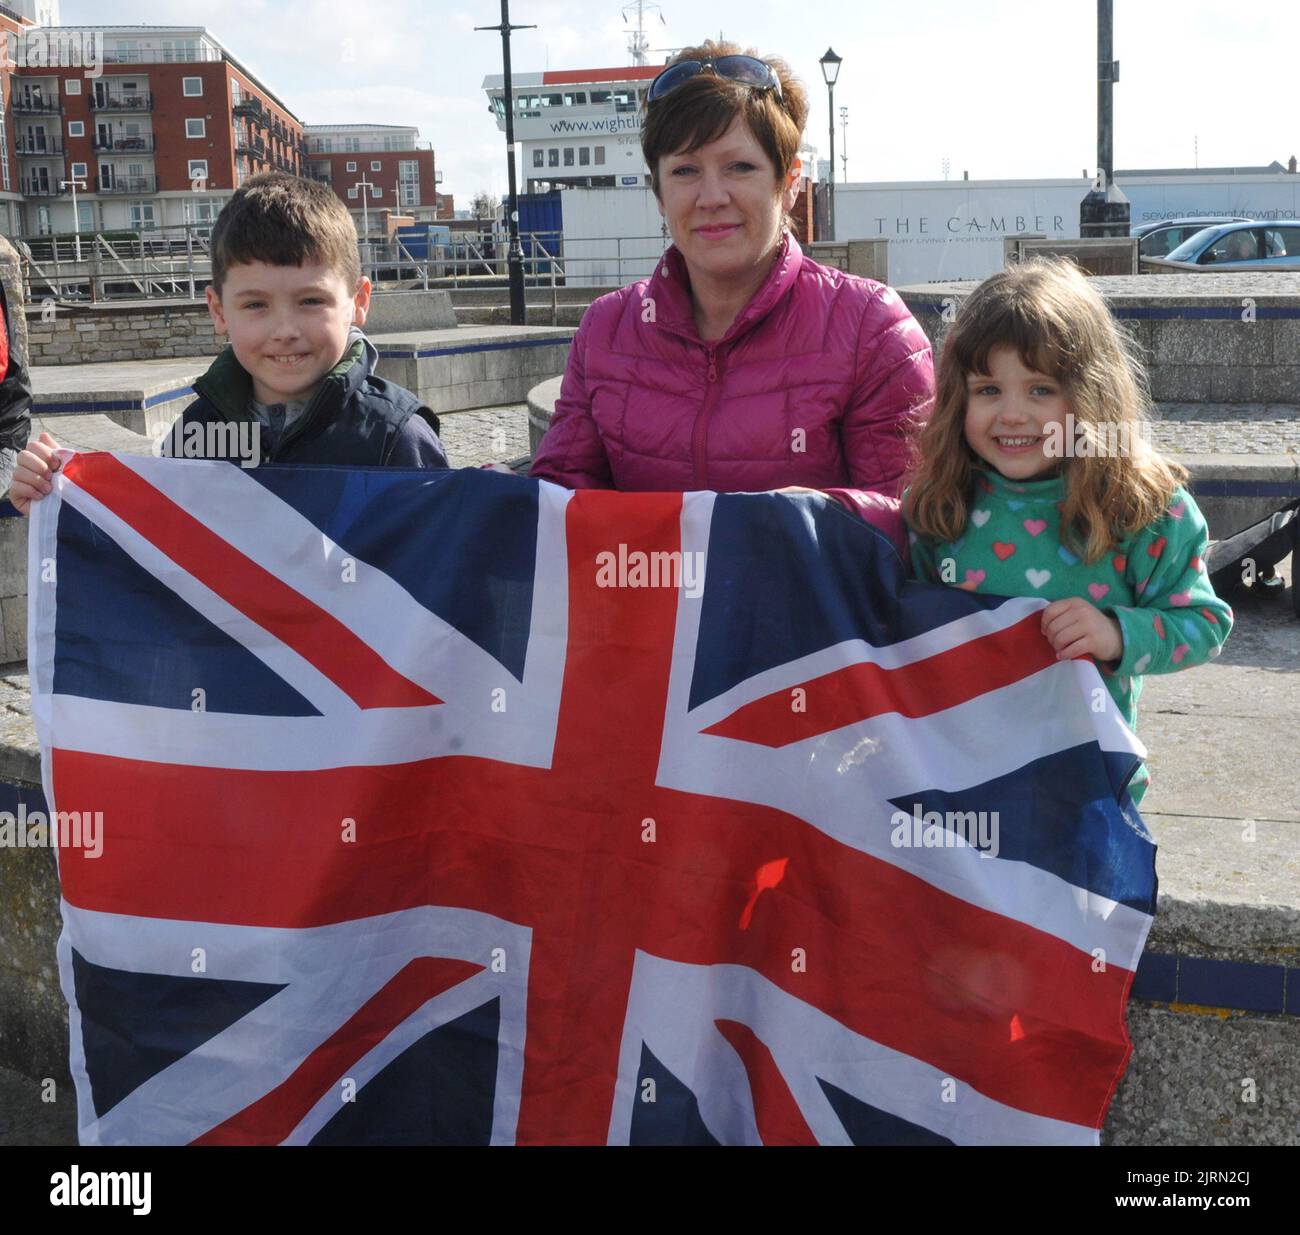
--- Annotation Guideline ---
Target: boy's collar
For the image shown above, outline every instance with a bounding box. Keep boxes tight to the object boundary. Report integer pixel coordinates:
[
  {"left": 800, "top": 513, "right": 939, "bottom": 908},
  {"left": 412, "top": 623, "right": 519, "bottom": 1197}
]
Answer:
[{"left": 194, "top": 335, "right": 367, "bottom": 421}]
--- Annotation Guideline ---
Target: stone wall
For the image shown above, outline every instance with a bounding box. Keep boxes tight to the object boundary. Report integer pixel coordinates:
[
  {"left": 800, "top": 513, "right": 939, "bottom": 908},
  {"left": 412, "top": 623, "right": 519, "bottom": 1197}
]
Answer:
[{"left": 23, "top": 303, "right": 219, "bottom": 366}]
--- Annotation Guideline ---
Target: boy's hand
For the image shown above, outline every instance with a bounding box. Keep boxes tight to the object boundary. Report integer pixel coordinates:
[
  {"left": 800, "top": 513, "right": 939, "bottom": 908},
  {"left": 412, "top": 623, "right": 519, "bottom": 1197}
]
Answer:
[
  {"left": 1041, "top": 596, "right": 1123, "bottom": 664},
  {"left": 10, "top": 432, "right": 62, "bottom": 516}
]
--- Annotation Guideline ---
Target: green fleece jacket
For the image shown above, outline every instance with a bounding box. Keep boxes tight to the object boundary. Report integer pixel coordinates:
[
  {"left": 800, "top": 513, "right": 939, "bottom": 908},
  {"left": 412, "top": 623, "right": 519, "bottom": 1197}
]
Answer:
[{"left": 907, "top": 469, "right": 1234, "bottom": 802}]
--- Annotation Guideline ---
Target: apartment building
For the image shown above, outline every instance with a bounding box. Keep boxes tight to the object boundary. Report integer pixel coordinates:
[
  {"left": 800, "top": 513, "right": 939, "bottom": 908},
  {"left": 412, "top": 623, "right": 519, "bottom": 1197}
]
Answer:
[
  {"left": 1, "top": 23, "right": 306, "bottom": 237},
  {"left": 304, "top": 124, "right": 449, "bottom": 232}
]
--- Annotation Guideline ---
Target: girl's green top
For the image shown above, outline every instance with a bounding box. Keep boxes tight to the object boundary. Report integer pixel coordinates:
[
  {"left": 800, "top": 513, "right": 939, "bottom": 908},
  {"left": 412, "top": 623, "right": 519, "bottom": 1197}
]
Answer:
[{"left": 906, "top": 467, "right": 1234, "bottom": 802}]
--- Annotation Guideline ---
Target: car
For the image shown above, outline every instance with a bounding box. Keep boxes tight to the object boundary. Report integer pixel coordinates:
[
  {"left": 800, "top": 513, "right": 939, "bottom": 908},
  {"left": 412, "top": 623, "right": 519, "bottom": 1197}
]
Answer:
[
  {"left": 1153, "top": 220, "right": 1300, "bottom": 269},
  {"left": 1131, "top": 216, "right": 1252, "bottom": 258}
]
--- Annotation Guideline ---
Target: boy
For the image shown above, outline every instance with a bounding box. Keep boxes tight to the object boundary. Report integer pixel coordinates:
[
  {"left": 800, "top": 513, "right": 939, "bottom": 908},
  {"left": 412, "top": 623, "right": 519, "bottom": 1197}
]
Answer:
[{"left": 11, "top": 172, "right": 446, "bottom": 510}]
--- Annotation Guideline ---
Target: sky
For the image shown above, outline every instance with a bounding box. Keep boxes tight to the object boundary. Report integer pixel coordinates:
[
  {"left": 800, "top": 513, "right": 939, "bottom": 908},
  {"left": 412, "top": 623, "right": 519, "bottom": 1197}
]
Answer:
[{"left": 61, "top": 0, "right": 1298, "bottom": 205}]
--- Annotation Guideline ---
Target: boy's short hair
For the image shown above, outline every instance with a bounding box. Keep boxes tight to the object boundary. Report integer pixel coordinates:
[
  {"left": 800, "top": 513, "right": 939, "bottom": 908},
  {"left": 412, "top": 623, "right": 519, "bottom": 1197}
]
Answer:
[{"left": 209, "top": 172, "right": 361, "bottom": 296}]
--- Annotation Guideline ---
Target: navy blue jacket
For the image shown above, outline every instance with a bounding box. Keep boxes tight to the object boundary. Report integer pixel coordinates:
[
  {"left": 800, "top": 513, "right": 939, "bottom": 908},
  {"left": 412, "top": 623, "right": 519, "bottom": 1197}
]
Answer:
[{"left": 167, "top": 331, "right": 448, "bottom": 467}]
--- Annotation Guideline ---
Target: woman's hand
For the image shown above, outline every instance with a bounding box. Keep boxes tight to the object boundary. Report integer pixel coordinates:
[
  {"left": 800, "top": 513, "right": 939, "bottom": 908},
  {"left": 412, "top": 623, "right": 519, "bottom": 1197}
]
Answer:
[
  {"left": 479, "top": 461, "right": 516, "bottom": 475},
  {"left": 1041, "top": 596, "right": 1123, "bottom": 664},
  {"left": 9, "top": 432, "right": 61, "bottom": 515}
]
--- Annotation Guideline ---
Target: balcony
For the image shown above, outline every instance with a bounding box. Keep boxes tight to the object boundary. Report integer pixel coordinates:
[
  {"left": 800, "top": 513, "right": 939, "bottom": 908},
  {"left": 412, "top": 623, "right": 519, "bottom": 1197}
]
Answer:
[
  {"left": 235, "top": 136, "right": 266, "bottom": 158},
  {"left": 97, "top": 175, "right": 159, "bottom": 195},
  {"left": 92, "top": 135, "right": 156, "bottom": 154},
  {"left": 21, "top": 180, "right": 65, "bottom": 197},
  {"left": 14, "top": 138, "right": 64, "bottom": 156},
  {"left": 12, "top": 96, "right": 62, "bottom": 115},
  {"left": 91, "top": 93, "right": 153, "bottom": 112},
  {"left": 232, "top": 98, "right": 266, "bottom": 124}
]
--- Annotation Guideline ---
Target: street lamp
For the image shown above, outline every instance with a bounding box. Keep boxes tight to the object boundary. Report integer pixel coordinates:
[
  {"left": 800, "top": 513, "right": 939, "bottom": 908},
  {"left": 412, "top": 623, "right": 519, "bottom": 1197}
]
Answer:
[
  {"left": 476, "top": 0, "right": 537, "bottom": 326},
  {"left": 353, "top": 174, "right": 375, "bottom": 278},
  {"left": 819, "top": 48, "right": 842, "bottom": 241},
  {"left": 59, "top": 177, "right": 88, "bottom": 262}
]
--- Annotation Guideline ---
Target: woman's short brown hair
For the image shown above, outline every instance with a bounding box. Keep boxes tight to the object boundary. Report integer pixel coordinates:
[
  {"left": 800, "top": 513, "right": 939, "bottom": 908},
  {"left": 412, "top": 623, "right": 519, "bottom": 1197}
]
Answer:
[
  {"left": 209, "top": 172, "right": 361, "bottom": 296},
  {"left": 640, "top": 39, "right": 809, "bottom": 199}
]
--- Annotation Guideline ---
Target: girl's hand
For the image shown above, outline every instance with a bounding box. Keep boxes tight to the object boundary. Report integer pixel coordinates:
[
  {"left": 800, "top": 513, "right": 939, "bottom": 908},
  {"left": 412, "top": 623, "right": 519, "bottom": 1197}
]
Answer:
[
  {"left": 9, "top": 432, "right": 62, "bottom": 516},
  {"left": 1041, "top": 596, "right": 1123, "bottom": 664},
  {"left": 479, "top": 461, "right": 515, "bottom": 475}
]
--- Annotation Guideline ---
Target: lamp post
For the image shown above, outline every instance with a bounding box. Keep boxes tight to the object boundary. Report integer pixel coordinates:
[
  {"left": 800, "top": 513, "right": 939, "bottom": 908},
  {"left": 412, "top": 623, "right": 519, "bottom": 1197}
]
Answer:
[
  {"left": 1080, "top": 0, "right": 1129, "bottom": 238},
  {"left": 59, "top": 177, "right": 88, "bottom": 262},
  {"left": 819, "top": 48, "right": 841, "bottom": 241},
  {"left": 477, "top": 0, "right": 537, "bottom": 326},
  {"left": 353, "top": 174, "right": 375, "bottom": 280}
]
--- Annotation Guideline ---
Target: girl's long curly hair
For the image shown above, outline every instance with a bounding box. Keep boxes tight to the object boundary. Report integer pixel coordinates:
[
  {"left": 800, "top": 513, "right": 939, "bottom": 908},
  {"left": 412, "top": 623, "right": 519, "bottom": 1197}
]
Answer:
[{"left": 903, "top": 257, "right": 1186, "bottom": 563}]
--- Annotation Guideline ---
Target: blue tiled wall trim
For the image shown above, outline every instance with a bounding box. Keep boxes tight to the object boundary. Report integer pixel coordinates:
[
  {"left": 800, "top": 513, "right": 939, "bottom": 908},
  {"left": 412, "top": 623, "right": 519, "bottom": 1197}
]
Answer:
[{"left": 1133, "top": 950, "right": 1298, "bottom": 1016}]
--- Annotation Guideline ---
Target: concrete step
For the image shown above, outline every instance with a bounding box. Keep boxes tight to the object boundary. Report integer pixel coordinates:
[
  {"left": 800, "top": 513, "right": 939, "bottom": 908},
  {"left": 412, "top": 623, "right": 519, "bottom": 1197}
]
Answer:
[{"left": 456, "top": 304, "right": 590, "bottom": 327}]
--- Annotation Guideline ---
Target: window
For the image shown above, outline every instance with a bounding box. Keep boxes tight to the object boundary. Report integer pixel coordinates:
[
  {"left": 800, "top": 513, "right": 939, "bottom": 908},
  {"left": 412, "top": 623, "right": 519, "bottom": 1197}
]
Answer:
[
  {"left": 541, "top": 93, "right": 563, "bottom": 107},
  {"left": 347, "top": 186, "right": 357, "bottom": 199},
  {"left": 579, "top": 147, "right": 590, "bottom": 166},
  {"left": 532, "top": 149, "right": 544, "bottom": 168},
  {"left": 346, "top": 160, "right": 357, "bottom": 172},
  {"left": 370, "top": 160, "right": 380, "bottom": 171},
  {"left": 182, "top": 77, "right": 203, "bottom": 96},
  {"left": 129, "top": 201, "right": 156, "bottom": 229},
  {"left": 67, "top": 121, "right": 84, "bottom": 137},
  {"left": 372, "top": 186, "right": 382, "bottom": 198},
  {"left": 70, "top": 162, "right": 87, "bottom": 179},
  {"left": 398, "top": 158, "right": 420, "bottom": 207},
  {"left": 590, "top": 90, "right": 611, "bottom": 104},
  {"left": 188, "top": 158, "right": 208, "bottom": 181},
  {"left": 548, "top": 147, "right": 558, "bottom": 167},
  {"left": 186, "top": 118, "right": 205, "bottom": 138},
  {"left": 1201, "top": 229, "right": 1262, "bottom": 264},
  {"left": 563, "top": 91, "right": 586, "bottom": 106},
  {"left": 594, "top": 146, "right": 605, "bottom": 165},
  {"left": 563, "top": 147, "right": 574, "bottom": 166},
  {"left": 64, "top": 80, "right": 82, "bottom": 95}
]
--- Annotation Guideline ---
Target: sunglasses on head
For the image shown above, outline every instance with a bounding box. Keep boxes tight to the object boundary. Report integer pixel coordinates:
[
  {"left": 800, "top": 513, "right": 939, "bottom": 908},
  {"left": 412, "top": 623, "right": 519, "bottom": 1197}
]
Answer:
[{"left": 647, "top": 55, "right": 783, "bottom": 105}]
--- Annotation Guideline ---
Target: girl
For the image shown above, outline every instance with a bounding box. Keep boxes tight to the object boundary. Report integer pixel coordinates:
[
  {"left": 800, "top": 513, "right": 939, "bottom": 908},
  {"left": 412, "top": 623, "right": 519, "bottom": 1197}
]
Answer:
[{"left": 903, "top": 258, "right": 1232, "bottom": 804}]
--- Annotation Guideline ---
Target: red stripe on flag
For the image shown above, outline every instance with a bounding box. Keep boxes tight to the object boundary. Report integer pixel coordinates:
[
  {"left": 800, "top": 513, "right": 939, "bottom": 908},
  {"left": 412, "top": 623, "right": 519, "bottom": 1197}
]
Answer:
[
  {"left": 193, "top": 956, "right": 482, "bottom": 1145},
  {"left": 701, "top": 612, "right": 1058, "bottom": 746},
  {"left": 63, "top": 454, "right": 439, "bottom": 710},
  {"left": 715, "top": 1019, "right": 818, "bottom": 1145}
]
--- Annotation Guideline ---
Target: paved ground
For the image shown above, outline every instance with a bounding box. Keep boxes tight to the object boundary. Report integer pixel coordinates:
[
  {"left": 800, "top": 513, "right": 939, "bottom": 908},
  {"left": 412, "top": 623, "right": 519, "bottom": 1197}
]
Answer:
[{"left": 439, "top": 403, "right": 531, "bottom": 468}]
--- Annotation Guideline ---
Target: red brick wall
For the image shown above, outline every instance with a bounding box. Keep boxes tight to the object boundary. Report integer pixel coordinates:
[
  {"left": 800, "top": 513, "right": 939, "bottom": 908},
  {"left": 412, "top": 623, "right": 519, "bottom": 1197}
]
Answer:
[{"left": 312, "top": 148, "right": 436, "bottom": 212}]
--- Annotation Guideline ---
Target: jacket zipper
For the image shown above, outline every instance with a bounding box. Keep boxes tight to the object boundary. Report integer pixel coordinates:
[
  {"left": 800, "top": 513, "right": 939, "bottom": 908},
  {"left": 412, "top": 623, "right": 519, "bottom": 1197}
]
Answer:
[{"left": 691, "top": 343, "right": 722, "bottom": 489}]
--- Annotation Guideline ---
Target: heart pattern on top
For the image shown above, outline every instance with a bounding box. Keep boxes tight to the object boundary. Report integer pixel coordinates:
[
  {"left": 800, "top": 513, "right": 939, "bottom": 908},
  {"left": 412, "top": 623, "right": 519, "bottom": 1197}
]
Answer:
[
  {"left": 1023, "top": 518, "right": 1047, "bottom": 537},
  {"left": 1088, "top": 583, "right": 1110, "bottom": 601},
  {"left": 1132, "top": 653, "right": 1152, "bottom": 674},
  {"left": 1026, "top": 568, "right": 1052, "bottom": 588},
  {"left": 971, "top": 509, "right": 991, "bottom": 527},
  {"left": 993, "top": 541, "right": 1017, "bottom": 560}
]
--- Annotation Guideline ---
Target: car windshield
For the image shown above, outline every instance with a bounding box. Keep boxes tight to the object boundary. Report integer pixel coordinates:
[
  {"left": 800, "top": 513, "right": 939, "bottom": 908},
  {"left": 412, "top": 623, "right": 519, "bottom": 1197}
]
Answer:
[{"left": 1167, "top": 227, "right": 1229, "bottom": 261}]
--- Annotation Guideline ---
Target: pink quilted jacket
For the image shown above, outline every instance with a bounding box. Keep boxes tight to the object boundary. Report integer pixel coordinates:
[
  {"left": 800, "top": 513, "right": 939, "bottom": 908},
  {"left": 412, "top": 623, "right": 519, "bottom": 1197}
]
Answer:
[{"left": 529, "top": 231, "right": 934, "bottom": 552}]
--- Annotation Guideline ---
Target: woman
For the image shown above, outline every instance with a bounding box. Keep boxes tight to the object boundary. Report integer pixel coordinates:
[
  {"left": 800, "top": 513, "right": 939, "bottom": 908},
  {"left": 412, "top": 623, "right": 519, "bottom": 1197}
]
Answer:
[{"left": 529, "top": 40, "right": 934, "bottom": 550}]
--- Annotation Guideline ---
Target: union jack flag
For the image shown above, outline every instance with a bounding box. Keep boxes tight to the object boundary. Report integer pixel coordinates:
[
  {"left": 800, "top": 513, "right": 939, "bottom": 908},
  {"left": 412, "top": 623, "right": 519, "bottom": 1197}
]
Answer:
[{"left": 31, "top": 452, "right": 1155, "bottom": 1146}]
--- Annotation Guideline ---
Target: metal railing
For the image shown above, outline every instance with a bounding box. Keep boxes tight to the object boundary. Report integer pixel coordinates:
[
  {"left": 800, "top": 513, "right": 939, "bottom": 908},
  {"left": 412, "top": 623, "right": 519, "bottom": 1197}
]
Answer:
[
  {"left": 18, "top": 225, "right": 215, "bottom": 303},
  {"left": 20, "top": 181, "right": 64, "bottom": 197},
  {"left": 355, "top": 230, "right": 670, "bottom": 319},
  {"left": 15, "top": 139, "right": 64, "bottom": 156},
  {"left": 90, "top": 93, "right": 153, "bottom": 112},
  {"left": 92, "top": 135, "right": 156, "bottom": 153},
  {"left": 97, "top": 175, "right": 160, "bottom": 195},
  {"left": 12, "top": 97, "right": 62, "bottom": 114}
]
